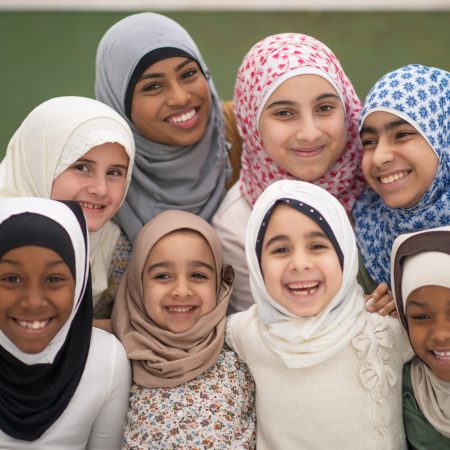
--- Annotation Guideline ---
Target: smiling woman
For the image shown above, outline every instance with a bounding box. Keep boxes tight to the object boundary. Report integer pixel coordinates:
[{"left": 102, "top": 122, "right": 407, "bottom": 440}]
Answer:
[{"left": 95, "top": 12, "right": 229, "bottom": 244}]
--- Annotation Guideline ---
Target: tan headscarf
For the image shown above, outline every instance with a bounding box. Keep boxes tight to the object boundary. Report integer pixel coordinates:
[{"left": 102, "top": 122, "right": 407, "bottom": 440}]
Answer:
[
  {"left": 112, "top": 210, "right": 233, "bottom": 388},
  {"left": 391, "top": 226, "right": 450, "bottom": 438}
]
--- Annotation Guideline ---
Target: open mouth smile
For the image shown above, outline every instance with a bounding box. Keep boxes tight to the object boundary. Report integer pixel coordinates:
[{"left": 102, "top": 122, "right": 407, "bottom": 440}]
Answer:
[
  {"left": 378, "top": 171, "right": 410, "bottom": 185},
  {"left": 14, "top": 318, "right": 51, "bottom": 330},
  {"left": 166, "top": 108, "right": 199, "bottom": 129},
  {"left": 286, "top": 280, "right": 320, "bottom": 296}
]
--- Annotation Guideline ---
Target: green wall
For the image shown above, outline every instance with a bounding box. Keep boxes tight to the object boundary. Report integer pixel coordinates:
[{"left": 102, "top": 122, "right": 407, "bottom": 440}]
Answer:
[{"left": 0, "top": 10, "right": 449, "bottom": 155}]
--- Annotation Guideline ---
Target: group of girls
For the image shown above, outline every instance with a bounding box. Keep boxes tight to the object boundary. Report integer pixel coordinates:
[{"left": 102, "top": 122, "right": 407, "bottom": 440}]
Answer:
[{"left": 0, "top": 9, "right": 448, "bottom": 450}]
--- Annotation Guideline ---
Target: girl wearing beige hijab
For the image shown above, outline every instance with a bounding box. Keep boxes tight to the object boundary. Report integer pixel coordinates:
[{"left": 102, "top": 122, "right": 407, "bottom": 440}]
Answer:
[
  {"left": 112, "top": 210, "right": 255, "bottom": 449},
  {"left": 391, "top": 226, "right": 450, "bottom": 449},
  {"left": 0, "top": 96, "right": 135, "bottom": 315}
]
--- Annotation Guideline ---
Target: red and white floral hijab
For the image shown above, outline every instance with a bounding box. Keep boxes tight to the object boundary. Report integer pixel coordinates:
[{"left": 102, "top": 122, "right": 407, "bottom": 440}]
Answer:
[{"left": 234, "top": 33, "right": 365, "bottom": 212}]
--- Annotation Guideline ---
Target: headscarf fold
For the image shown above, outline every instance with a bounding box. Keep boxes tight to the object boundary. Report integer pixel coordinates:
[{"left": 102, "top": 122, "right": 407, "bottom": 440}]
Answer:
[
  {"left": 354, "top": 64, "right": 450, "bottom": 285},
  {"left": 0, "top": 96, "right": 135, "bottom": 304},
  {"left": 95, "top": 12, "right": 228, "bottom": 242},
  {"left": 391, "top": 226, "right": 450, "bottom": 438},
  {"left": 234, "top": 33, "right": 365, "bottom": 213},
  {"left": 0, "top": 197, "right": 92, "bottom": 441},
  {"left": 246, "top": 180, "right": 366, "bottom": 368},
  {"left": 112, "top": 210, "right": 233, "bottom": 388}
]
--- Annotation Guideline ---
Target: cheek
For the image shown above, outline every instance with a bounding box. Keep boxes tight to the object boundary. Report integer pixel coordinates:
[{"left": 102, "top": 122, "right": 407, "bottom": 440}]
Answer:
[{"left": 361, "top": 152, "right": 373, "bottom": 177}]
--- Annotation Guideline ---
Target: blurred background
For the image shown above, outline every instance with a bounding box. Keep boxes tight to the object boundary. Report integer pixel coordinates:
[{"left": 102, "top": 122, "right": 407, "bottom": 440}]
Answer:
[{"left": 0, "top": 0, "right": 449, "bottom": 155}]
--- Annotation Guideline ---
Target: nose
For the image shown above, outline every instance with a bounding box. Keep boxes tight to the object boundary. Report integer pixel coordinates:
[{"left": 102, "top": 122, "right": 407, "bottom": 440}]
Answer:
[
  {"left": 87, "top": 173, "right": 108, "bottom": 197},
  {"left": 171, "top": 277, "right": 193, "bottom": 298},
  {"left": 371, "top": 138, "right": 395, "bottom": 167},
  {"left": 429, "top": 318, "right": 450, "bottom": 345},
  {"left": 295, "top": 115, "right": 322, "bottom": 143},
  {"left": 289, "top": 249, "right": 312, "bottom": 272},
  {"left": 167, "top": 82, "right": 191, "bottom": 107},
  {"left": 21, "top": 285, "right": 48, "bottom": 309}
]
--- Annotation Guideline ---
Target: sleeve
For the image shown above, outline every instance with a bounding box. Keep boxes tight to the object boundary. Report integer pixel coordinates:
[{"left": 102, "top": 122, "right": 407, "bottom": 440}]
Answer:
[
  {"left": 212, "top": 189, "right": 254, "bottom": 314},
  {"left": 225, "top": 312, "right": 249, "bottom": 363},
  {"left": 86, "top": 338, "right": 132, "bottom": 450},
  {"left": 94, "top": 232, "right": 133, "bottom": 320},
  {"left": 387, "top": 316, "right": 415, "bottom": 364}
]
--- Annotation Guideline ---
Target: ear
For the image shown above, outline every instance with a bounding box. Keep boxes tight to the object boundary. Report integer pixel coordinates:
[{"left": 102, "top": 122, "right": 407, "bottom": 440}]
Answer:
[{"left": 221, "top": 265, "right": 235, "bottom": 286}]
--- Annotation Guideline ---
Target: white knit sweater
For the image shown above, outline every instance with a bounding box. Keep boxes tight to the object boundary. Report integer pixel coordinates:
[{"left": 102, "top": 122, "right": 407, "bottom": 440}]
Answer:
[{"left": 226, "top": 306, "right": 413, "bottom": 450}]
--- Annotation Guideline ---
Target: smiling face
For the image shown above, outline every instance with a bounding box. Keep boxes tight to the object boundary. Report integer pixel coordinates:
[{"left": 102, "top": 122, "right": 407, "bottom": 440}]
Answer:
[
  {"left": 142, "top": 230, "right": 217, "bottom": 333},
  {"left": 258, "top": 74, "right": 347, "bottom": 182},
  {"left": 131, "top": 56, "right": 212, "bottom": 146},
  {"left": 360, "top": 111, "right": 438, "bottom": 209},
  {"left": 0, "top": 246, "right": 75, "bottom": 354},
  {"left": 260, "top": 204, "right": 342, "bottom": 317},
  {"left": 51, "top": 143, "right": 129, "bottom": 232},
  {"left": 406, "top": 285, "right": 450, "bottom": 381}
]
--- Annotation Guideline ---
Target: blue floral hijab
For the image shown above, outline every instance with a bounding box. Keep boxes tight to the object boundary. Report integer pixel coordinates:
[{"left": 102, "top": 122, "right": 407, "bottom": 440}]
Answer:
[{"left": 353, "top": 64, "right": 450, "bottom": 286}]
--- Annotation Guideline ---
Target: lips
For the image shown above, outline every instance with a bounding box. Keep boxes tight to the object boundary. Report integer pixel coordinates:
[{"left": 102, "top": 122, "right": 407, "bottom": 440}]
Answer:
[
  {"left": 378, "top": 170, "right": 410, "bottom": 185},
  {"left": 285, "top": 280, "right": 320, "bottom": 296},
  {"left": 78, "top": 202, "right": 105, "bottom": 210},
  {"left": 433, "top": 350, "right": 450, "bottom": 360},
  {"left": 166, "top": 305, "right": 197, "bottom": 313},
  {"left": 14, "top": 318, "right": 51, "bottom": 330},
  {"left": 166, "top": 108, "right": 199, "bottom": 129}
]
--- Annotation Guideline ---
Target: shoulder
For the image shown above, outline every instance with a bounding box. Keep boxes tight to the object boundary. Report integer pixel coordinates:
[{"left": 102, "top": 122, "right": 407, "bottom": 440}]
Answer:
[
  {"left": 226, "top": 306, "right": 259, "bottom": 359},
  {"left": 213, "top": 182, "right": 251, "bottom": 227}
]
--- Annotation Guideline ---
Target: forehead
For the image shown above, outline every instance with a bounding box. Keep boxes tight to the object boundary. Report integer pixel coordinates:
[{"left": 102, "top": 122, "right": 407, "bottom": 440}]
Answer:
[
  {"left": 361, "top": 111, "right": 407, "bottom": 131},
  {"left": 141, "top": 56, "right": 196, "bottom": 75},
  {"left": 266, "top": 74, "right": 338, "bottom": 104},
  {"left": 265, "top": 203, "right": 323, "bottom": 236},
  {"left": 407, "top": 285, "right": 450, "bottom": 308}
]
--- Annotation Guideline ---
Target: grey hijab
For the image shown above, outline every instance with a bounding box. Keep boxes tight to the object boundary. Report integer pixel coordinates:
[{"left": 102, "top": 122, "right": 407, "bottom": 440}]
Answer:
[{"left": 95, "top": 12, "right": 228, "bottom": 242}]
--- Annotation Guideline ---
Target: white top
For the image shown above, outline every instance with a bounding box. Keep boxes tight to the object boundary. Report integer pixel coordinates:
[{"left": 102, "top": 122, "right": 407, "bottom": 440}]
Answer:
[
  {"left": 226, "top": 306, "right": 413, "bottom": 450},
  {"left": 212, "top": 182, "right": 253, "bottom": 314},
  {"left": 0, "top": 329, "right": 131, "bottom": 450}
]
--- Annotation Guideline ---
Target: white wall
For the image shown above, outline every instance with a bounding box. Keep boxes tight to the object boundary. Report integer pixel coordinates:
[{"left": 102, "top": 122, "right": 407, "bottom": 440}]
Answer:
[{"left": 0, "top": 0, "right": 449, "bottom": 10}]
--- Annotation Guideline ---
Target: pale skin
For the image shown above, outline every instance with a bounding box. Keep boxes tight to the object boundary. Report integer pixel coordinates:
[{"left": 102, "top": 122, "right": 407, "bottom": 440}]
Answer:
[{"left": 259, "top": 76, "right": 395, "bottom": 316}]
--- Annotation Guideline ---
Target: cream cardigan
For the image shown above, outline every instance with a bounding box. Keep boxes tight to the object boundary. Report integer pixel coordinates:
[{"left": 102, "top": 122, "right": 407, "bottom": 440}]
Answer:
[{"left": 226, "top": 306, "right": 413, "bottom": 450}]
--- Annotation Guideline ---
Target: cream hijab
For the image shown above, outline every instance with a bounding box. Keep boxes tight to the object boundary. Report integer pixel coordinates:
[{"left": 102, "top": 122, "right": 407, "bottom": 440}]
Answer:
[
  {"left": 246, "top": 179, "right": 366, "bottom": 368},
  {"left": 391, "top": 226, "right": 450, "bottom": 438},
  {"left": 0, "top": 96, "right": 135, "bottom": 305},
  {"left": 112, "top": 210, "right": 233, "bottom": 388}
]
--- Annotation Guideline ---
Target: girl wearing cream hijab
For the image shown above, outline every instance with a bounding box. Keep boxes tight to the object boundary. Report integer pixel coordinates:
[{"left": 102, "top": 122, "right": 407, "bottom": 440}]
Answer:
[
  {"left": 391, "top": 226, "right": 450, "bottom": 448},
  {"left": 112, "top": 210, "right": 255, "bottom": 449},
  {"left": 0, "top": 96, "right": 135, "bottom": 316}
]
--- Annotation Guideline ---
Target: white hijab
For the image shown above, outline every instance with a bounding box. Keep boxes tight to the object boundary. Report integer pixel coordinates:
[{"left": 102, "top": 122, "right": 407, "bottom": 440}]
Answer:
[
  {"left": 246, "top": 180, "right": 366, "bottom": 368},
  {"left": 0, "top": 96, "right": 135, "bottom": 305},
  {"left": 391, "top": 227, "right": 450, "bottom": 438}
]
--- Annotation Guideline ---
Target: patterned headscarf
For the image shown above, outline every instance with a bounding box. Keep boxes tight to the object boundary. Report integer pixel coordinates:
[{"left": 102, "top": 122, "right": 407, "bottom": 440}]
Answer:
[
  {"left": 353, "top": 64, "right": 450, "bottom": 286},
  {"left": 234, "top": 33, "right": 365, "bottom": 212}
]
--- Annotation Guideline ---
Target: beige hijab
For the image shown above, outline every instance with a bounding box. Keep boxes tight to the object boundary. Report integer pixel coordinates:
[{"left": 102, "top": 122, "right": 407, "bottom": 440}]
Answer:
[
  {"left": 0, "top": 96, "right": 135, "bottom": 305},
  {"left": 391, "top": 226, "right": 450, "bottom": 438},
  {"left": 112, "top": 210, "right": 233, "bottom": 388}
]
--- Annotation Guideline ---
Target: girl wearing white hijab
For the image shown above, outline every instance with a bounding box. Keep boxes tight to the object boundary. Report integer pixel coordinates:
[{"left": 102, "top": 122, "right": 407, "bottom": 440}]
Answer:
[
  {"left": 0, "top": 197, "right": 131, "bottom": 449},
  {"left": 226, "top": 179, "right": 412, "bottom": 449},
  {"left": 95, "top": 12, "right": 230, "bottom": 244},
  {"left": 391, "top": 227, "right": 450, "bottom": 449},
  {"left": 0, "top": 96, "right": 135, "bottom": 313}
]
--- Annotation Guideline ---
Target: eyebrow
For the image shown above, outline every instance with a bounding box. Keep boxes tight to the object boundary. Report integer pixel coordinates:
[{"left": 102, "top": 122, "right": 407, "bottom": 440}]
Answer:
[
  {"left": 75, "top": 158, "right": 128, "bottom": 171},
  {"left": 360, "top": 119, "right": 409, "bottom": 135},
  {"left": 264, "top": 230, "right": 328, "bottom": 249},
  {"left": 146, "top": 260, "right": 215, "bottom": 273},
  {"left": 0, "top": 258, "right": 66, "bottom": 267},
  {"left": 265, "top": 92, "right": 340, "bottom": 110},
  {"left": 138, "top": 59, "right": 193, "bottom": 81}
]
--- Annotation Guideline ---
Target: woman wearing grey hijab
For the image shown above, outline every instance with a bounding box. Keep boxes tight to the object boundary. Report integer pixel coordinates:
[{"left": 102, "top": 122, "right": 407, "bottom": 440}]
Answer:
[{"left": 95, "top": 12, "right": 229, "bottom": 244}]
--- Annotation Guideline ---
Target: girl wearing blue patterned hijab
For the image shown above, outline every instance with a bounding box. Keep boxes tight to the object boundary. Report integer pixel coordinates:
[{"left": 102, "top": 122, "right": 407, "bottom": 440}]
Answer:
[{"left": 353, "top": 64, "right": 450, "bottom": 286}]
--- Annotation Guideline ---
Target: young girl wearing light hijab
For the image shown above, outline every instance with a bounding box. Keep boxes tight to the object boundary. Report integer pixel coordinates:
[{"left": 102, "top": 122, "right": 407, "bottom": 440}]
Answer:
[
  {"left": 0, "top": 197, "right": 131, "bottom": 449},
  {"left": 212, "top": 33, "right": 380, "bottom": 314},
  {"left": 353, "top": 64, "right": 450, "bottom": 288},
  {"left": 112, "top": 210, "right": 255, "bottom": 449},
  {"left": 0, "top": 96, "right": 135, "bottom": 321},
  {"left": 226, "top": 179, "right": 412, "bottom": 449},
  {"left": 391, "top": 226, "right": 450, "bottom": 449},
  {"left": 95, "top": 12, "right": 232, "bottom": 245}
]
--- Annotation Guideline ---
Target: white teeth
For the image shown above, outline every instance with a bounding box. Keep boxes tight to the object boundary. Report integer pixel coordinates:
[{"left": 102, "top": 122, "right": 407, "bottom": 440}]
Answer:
[
  {"left": 287, "top": 282, "right": 319, "bottom": 295},
  {"left": 433, "top": 351, "right": 450, "bottom": 359},
  {"left": 167, "top": 306, "right": 194, "bottom": 313},
  {"left": 380, "top": 171, "right": 408, "bottom": 184},
  {"left": 80, "top": 202, "right": 102, "bottom": 210},
  {"left": 16, "top": 319, "right": 50, "bottom": 330},
  {"left": 168, "top": 109, "right": 196, "bottom": 123}
]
